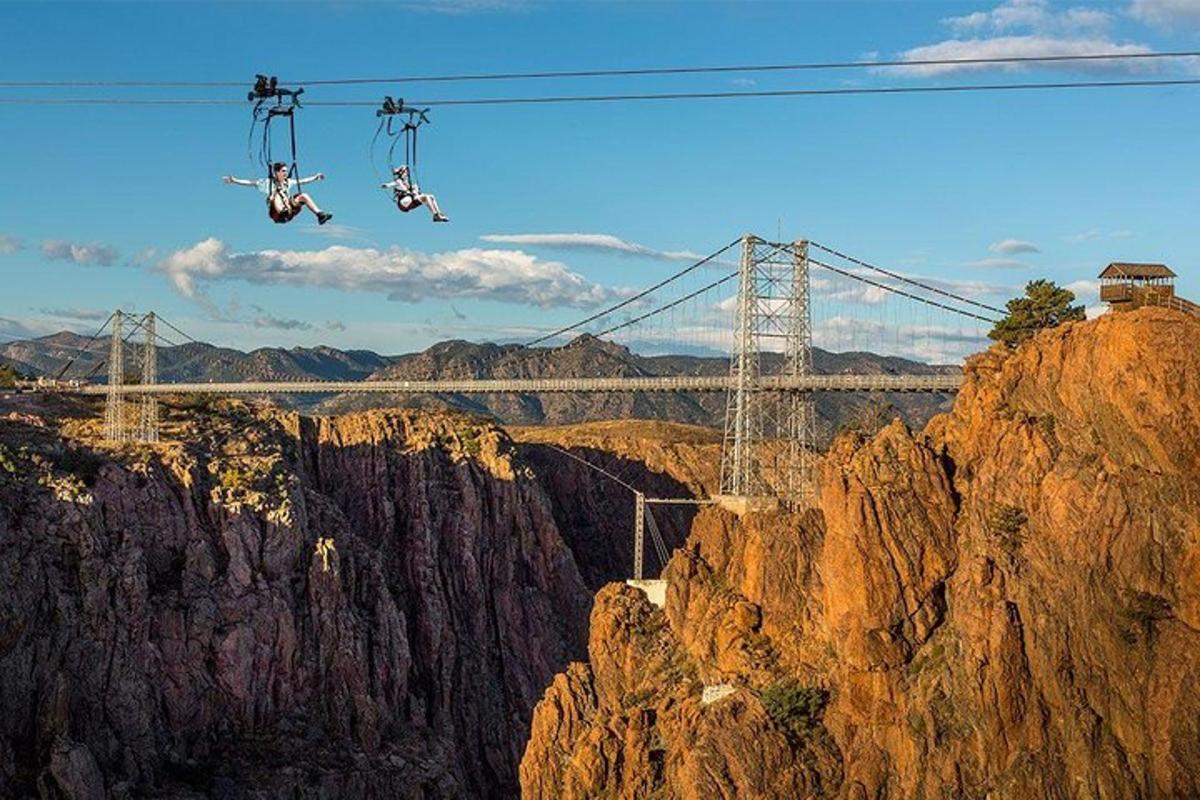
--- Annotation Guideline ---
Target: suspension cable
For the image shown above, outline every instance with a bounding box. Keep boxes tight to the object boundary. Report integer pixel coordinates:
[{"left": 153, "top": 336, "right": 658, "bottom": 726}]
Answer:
[
  {"left": 593, "top": 271, "right": 739, "bottom": 340},
  {"left": 53, "top": 311, "right": 116, "bottom": 380},
  {"left": 808, "top": 241, "right": 1005, "bottom": 314},
  {"left": 809, "top": 257, "right": 998, "bottom": 323},
  {"left": 523, "top": 238, "right": 741, "bottom": 348},
  {"left": 538, "top": 442, "right": 638, "bottom": 493},
  {"left": 586, "top": 240, "right": 797, "bottom": 341},
  {"left": 120, "top": 314, "right": 183, "bottom": 349},
  {"left": 155, "top": 315, "right": 199, "bottom": 343},
  {"left": 644, "top": 507, "right": 671, "bottom": 568}
]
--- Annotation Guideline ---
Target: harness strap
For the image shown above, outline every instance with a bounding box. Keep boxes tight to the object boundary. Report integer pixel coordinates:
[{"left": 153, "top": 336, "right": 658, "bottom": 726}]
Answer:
[
  {"left": 408, "top": 120, "right": 418, "bottom": 173},
  {"left": 386, "top": 117, "right": 404, "bottom": 173},
  {"left": 287, "top": 107, "right": 299, "bottom": 187}
]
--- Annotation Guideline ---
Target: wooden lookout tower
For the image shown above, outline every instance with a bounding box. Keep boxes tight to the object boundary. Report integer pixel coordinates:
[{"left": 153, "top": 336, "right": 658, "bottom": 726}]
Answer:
[{"left": 1098, "top": 262, "right": 1195, "bottom": 313}]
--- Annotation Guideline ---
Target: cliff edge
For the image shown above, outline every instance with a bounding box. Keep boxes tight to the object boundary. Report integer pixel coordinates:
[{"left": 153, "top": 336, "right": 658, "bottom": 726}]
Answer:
[{"left": 520, "top": 307, "right": 1200, "bottom": 799}]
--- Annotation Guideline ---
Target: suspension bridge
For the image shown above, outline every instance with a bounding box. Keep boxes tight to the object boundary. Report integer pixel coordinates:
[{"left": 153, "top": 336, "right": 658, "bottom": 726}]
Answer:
[{"left": 36, "top": 234, "right": 1000, "bottom": 535}]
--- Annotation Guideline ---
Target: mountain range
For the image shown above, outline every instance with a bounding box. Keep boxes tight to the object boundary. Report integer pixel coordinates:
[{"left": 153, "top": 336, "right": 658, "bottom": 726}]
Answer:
[{"left": 2, "top": 331, "right": 956, "bottom": 438}]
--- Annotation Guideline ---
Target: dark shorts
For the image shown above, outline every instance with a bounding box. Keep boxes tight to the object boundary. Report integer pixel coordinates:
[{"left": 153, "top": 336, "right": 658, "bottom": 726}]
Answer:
[
  {"left": 268, "top": 199, "right": 295, "bottom": 224},
  {"left": 396, "top": 193, "right": 423, "bottom": 213}
]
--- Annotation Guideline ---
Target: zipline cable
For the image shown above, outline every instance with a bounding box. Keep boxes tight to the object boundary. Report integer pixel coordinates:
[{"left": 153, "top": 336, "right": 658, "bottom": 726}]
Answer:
[
  {"left": 3, "top": 49, "right": 1199, "bottom": 88},
  {"left": 3, "top": 76, "right": 1200, "bottom": 108},
  {"left": 288, "top": 49, "right": 1200, "bottom": 85}
]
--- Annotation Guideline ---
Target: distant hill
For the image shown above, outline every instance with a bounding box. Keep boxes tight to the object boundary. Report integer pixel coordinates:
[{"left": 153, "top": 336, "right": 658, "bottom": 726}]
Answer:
[
  {"left": 0, "top": 333, "right": 393, "bottom": 387},
  {"left": 1, "top": 331, "right": 955, "bottom": 439},
  {"left": 321, "top": 334, "right": 956, "bottom": 441}
]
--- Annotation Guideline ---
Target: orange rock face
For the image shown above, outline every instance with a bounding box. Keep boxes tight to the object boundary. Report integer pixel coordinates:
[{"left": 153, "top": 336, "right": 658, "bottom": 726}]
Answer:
[{"left": 520, "top": 308, "right": 1200, "bottom": 799}]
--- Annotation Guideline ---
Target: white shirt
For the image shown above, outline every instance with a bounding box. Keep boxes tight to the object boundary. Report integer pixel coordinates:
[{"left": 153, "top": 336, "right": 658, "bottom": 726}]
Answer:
[{"left": 228, "top": 174, "right": 320, "bottom": 199}]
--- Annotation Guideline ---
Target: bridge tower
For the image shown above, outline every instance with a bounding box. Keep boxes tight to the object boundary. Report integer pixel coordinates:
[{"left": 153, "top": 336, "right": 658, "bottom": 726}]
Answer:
[
  {"left": 137, "top": 312, "right": 159, "bottom": 443},
  {"left": 719, "top": 236, "right": 817, "bottom": 509},
  {"left": 103, "top": 310, "right": 160, "bottom": 444},
  {"left": 103, "top": 310, "right": 125, "bottom": 442}
]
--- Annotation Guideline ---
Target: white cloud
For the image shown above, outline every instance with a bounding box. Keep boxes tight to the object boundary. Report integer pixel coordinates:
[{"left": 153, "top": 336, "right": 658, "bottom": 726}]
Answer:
[
  {"left": 297, "top": 223, "right": 374, "bottom": 243},
  {"left": 41, "top": 239, "right": 119, "bottom": 266},
  {"left": 408, "top": 0, "right": 531, "bottom": 14},
  {"left": 823, "top": 284, "right": 893, "bottom": 304},
  {"left": 325, "top": 320, "right": 347, "bottom": 332},
  {"left": 250, "top": 306, "right": 315, "bottom": 332},
  {"left": 890, "top": 36, "right": 1155, "bottom": 76},
  {"left": 37, "top": 307, "right": 110, "bottom": 322},
  {"left": 944, "top": 0, "right": 1111, "bottom": 34},
  {"left": 1130, "top": 0, "right": 1200, "bottom": 29},
  {"left": 1065, "top": 279, "right": 1101, "bottom": 301},
  {"left": 965, "top": 257, "right": 1029, "bottom": 269},
  {"left": 130, "top": 247, "right": 159, "bottom": 266},
  {"left": 158, "top": 238, "right": 625, "bottom": 309},
  {"left": 926, "top": 276, "right": 1016, "bottom": 298},
  {"left": 989, "top": 238, "right": 1040, "bottom": 254},
  {"left": 811, "top": 261, "right": 1015, "bottom": 303},
  {"left": 1065, "top": 228, "right": 1135, "bottom": 243},
  {"left": 0, "top": 235, "right": 22, "bottom": 255},
  {"left": 1066, "top": 228, "right": 1103, "bottom": 243},
  {"left": 884, "top": 0, "right": 1169, "bottom": 77},
  {"left": 479, "top": 233, "right": 706, "bottom": 263},
  {"left": 814, "top": 316, "right": 991, "bottom": 364},
  {"left": 0, "top": 315, "right": 92, "bottom": 342},
  {"left": 0, "top": 317, "right": 42, "bottom": 342}
]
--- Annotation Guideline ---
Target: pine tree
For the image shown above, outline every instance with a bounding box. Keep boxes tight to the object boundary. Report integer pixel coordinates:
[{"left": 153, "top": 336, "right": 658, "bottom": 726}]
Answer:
[
  {"left": 989, "top": 279, "right": 1086, "bottom": 348},
  {"left": 0, "top": 364, "right": 22, "bottom": 388}
]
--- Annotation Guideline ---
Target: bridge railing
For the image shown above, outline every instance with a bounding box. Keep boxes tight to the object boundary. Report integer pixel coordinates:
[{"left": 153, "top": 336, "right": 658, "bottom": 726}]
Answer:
[{"left": 70, "top": 373, "right": 963, "bottom": 396}]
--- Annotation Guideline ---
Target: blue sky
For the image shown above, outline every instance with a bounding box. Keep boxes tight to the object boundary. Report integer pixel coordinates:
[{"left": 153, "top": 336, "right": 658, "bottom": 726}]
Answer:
[{"left": 2, "top": 0, "right": 1199, "bottom": 359}]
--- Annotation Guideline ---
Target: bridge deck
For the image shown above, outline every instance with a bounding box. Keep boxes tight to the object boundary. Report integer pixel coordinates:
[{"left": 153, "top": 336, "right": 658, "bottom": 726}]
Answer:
[{"left": 64, "top": 374, "right": 963, "bottom": 396}]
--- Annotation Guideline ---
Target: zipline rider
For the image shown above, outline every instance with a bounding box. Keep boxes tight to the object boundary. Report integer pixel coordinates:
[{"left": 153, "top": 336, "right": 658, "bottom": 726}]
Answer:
[{"left": 223, "top": 162, "right": 333, "bottom": 225}]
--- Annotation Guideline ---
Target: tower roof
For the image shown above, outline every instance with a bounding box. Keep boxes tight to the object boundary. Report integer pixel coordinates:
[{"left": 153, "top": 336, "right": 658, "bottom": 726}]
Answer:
[{"left": 1099, "top": 262, "right": 1176, "bottom": 279}]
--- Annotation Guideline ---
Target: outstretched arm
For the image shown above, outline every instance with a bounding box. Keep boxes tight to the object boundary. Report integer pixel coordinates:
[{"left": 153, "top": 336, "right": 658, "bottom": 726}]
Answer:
[
  {"left": 222, "top": 176, "right": 257, "bottom": 187},
  {"left": 297, "top": 173, "right": 325, "bottom": 185}
]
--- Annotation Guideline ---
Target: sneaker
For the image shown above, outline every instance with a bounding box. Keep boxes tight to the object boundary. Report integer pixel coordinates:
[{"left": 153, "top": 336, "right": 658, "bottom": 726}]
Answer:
[
  {"left": 433, "top": 213, "right": 449, "bottom": 223},
  {"left": 317, "top": 212, "right": 333, "bottom": 225}
]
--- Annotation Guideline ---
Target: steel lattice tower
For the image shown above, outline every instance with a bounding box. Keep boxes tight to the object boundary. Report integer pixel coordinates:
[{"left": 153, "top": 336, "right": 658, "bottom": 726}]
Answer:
[
  {"left": 103, "top": 310, "right": 125, "bottom": 442},
  {"left": 719, "top": 236, "right": 817, "bottom": 505},
  {"left": 137, "top": 312, "right": 159, "bottom": 443}
]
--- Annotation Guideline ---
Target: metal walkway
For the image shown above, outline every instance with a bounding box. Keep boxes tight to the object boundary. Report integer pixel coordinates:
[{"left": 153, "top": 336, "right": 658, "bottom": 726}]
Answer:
[{"left": 71, "top": 373, "right": 962, "bottom": 397}]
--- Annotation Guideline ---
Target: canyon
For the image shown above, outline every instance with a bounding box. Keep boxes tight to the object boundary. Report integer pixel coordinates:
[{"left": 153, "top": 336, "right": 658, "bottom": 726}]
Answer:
[
  {"left": 1, "top": 307, "right": 1196, "bottom": 798},
  {"left": 0, "top": 399, "right": 669, "bottom": 798}
]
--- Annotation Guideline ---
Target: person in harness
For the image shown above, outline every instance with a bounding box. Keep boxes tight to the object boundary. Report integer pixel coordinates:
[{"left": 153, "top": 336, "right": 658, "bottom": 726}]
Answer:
[
  {"left": 223, "top": 162, "right": 333, "bottom": 225},
  {"left": 381, "top": 165, "right": 448, "bottom": 222}
]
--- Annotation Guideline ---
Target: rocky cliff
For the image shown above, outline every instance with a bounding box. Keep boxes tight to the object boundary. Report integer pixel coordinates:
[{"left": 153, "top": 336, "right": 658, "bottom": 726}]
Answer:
[
  {"left": 0, "top": 402, "right": 608, "bottom": 798},
  {"left": 509, "top": 420, "right": 720, "bottom": 589},
  {"left": 520, "top": 307, "right": 1200, "bottom": 799}
]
